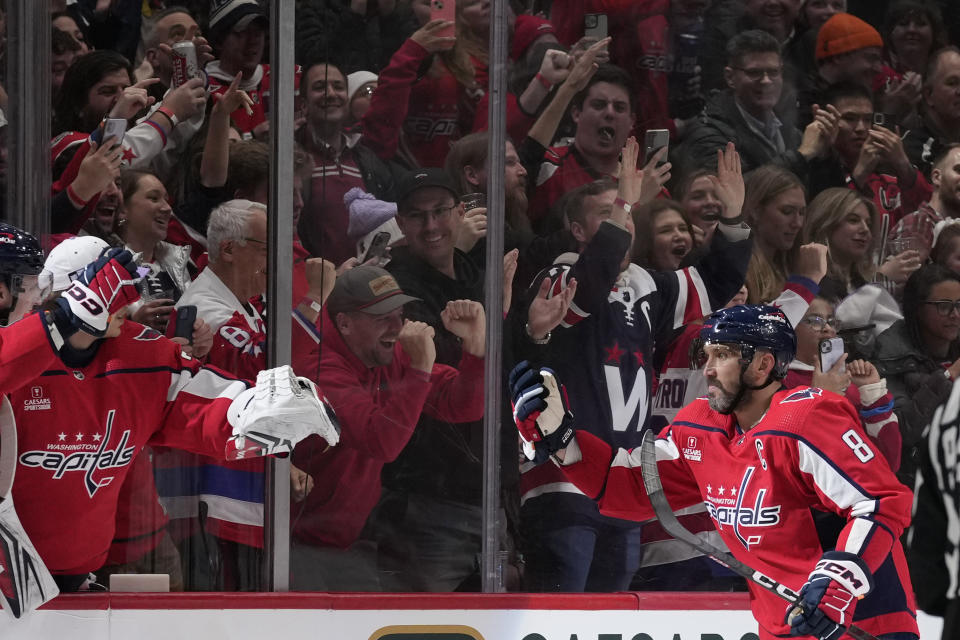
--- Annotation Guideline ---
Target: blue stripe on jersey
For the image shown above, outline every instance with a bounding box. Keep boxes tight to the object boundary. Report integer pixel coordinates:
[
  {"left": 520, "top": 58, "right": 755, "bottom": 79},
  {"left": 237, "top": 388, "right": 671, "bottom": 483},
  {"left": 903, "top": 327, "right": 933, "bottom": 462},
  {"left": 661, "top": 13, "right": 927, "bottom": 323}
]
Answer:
[
  {"left": 853, "top": 551, "right": 915, "bottom": 622},
  {"left": 201, "top": 465, "right": 265, "bottom": 502},
  {"left": 751, "top": 429, "right": 878, "bottom": 500},
  {"left": 859, "top": 401, "right": 894, "bottom": 417},
  {"left": 861, "top": 512, "right": 896, "bottom": 540},
  {"left": 673, "top": 420, "right": 728, "bottom": 434}
]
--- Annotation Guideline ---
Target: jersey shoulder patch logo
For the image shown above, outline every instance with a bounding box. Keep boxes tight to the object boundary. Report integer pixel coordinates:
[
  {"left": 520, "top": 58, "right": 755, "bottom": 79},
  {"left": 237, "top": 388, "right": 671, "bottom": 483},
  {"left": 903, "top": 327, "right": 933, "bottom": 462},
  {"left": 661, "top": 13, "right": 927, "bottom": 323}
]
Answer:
[
  {"left": 780, "top": 387, "right": 823, "bottom": 404},
  {"left": 133, "top": 327, "right": 163, "bottom": 341}
]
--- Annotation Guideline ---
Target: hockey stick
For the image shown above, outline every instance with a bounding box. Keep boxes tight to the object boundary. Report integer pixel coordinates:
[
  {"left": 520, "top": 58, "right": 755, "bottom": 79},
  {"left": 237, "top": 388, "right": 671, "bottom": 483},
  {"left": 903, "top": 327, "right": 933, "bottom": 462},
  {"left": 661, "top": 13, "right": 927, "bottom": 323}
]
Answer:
[{"left": 638, "top": 431, "right": 878, "bottom": 640}]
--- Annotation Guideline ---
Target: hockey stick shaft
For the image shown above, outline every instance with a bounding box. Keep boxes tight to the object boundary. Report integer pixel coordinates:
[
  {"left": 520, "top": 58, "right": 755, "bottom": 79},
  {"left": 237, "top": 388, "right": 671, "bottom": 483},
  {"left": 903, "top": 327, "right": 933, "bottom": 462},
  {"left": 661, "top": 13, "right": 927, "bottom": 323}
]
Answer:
[{"left": 638, "top": 431, "right": 878, "bottom": 640}]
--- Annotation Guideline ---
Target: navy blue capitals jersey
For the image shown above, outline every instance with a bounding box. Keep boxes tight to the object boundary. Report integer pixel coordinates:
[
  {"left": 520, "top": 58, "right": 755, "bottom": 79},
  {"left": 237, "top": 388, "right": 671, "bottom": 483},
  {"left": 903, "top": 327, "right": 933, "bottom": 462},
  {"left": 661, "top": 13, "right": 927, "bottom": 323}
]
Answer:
[{"left": 519, "top": 220, "right": 752, "bottom": 504}]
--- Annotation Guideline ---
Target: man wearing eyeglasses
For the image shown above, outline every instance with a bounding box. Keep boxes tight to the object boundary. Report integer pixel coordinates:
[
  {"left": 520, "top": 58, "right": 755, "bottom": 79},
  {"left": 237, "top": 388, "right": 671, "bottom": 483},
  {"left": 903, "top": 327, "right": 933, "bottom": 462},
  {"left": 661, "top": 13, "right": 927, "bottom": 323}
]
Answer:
[
  {"left": 679, "top": 30, "right": 836, "bottom": 176},
  {"left": 368, "top": 168, "right": 489, "bottom": 591},
  {"left": 174, "top": 199, "right": 336, "bottom": 589}
]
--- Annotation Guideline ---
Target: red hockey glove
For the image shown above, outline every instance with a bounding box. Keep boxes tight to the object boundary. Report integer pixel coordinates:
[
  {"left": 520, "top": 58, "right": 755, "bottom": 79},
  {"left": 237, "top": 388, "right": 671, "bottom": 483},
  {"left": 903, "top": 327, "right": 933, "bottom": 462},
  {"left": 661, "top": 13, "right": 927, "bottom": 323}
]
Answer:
[
  {"left": 509, "top": 361, "right": 575, "bottom": 464},
  {"left": 55, "top": 248, "right": 141, "bottom": 338},
  {"left": 786, "top": 551, "right": 873, "bottom": 640}
]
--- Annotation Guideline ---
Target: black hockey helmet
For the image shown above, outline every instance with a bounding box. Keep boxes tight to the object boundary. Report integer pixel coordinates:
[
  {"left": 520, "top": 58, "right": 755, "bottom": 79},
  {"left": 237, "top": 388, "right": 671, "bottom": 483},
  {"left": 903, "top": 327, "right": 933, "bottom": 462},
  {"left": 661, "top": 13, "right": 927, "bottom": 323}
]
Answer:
[
  {"left": 0, "top": 223, "right": 44, "bottom": 280},
  {"left": 698, "top": 304, "right": 796, "bottom": 380}
]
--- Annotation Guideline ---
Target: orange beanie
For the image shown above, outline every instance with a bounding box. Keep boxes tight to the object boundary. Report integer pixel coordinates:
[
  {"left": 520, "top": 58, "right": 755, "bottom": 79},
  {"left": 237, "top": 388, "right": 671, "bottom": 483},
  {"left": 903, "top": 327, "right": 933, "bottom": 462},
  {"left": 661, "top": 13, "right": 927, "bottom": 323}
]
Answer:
[{"left": 816, "top": 13, "right": 883, "bottom": 61}]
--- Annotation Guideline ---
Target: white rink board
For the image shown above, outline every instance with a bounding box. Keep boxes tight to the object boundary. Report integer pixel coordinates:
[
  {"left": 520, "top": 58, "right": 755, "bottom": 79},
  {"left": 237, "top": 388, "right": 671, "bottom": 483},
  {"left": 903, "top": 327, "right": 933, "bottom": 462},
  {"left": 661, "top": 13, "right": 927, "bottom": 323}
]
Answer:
[{"left": 0, "top": 607, "right": 944, "bottom": 640}]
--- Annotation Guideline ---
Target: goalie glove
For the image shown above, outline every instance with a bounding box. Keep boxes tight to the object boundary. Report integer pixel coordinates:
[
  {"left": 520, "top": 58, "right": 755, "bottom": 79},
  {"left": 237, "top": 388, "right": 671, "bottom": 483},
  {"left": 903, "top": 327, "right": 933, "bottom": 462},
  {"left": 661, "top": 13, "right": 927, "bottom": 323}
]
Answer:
[
  {"left": 54, "top": 248, "right": 142, "bottom": 338},
  {"left": 785, "top": 550, "right": 873, "bottom": 640},
  {"left": 225, "top": 365, "right": 341, "bottom": 460},
  {"left": 508, "top": 361, "right": 575, "bottom": 464}
]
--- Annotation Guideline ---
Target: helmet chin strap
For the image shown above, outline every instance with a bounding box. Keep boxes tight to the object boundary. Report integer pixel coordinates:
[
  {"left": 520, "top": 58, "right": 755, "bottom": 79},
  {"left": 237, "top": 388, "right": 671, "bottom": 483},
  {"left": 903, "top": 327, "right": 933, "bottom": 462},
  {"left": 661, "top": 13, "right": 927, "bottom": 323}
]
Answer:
[{"left": 717, "top": 351, "right": 779, "bottom": 416}]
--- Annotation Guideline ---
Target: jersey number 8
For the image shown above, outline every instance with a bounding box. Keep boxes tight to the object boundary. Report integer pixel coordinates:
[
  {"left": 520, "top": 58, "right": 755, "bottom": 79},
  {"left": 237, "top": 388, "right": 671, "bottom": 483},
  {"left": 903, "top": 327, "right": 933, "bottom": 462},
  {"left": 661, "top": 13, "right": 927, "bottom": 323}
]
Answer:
[{"left": 842, "top": 429, "right": 875, "bottom": 463}]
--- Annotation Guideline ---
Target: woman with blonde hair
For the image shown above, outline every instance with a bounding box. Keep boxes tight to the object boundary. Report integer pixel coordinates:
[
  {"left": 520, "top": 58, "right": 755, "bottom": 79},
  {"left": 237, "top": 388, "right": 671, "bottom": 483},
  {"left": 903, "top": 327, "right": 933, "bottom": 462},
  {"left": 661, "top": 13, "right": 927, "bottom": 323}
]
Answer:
[
  {"left": 805, "top": 187, "right": 923, "bottom": 301},
  {"left": 803, "top": 187, "right": 878, "bottom": 301},
  {"left": 743, "top": 165, "right": 807, "bottom": 303}
]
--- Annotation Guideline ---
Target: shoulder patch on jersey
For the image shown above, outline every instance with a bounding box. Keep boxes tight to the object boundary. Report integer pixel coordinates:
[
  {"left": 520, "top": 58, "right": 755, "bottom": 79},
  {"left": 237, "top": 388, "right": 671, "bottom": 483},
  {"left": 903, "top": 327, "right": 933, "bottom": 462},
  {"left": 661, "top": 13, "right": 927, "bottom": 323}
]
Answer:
[
  {"left": 132, "top": 327, "right": 163, "bottom": 341},
  {"left": 780, "top": 387, "right": 823, "bottom": 403}
]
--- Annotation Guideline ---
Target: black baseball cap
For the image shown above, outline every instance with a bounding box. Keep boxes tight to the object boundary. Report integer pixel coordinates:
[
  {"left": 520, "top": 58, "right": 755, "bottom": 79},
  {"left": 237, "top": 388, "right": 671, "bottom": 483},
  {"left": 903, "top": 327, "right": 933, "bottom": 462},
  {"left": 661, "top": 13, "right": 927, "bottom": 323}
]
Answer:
[
  {"left": 326, "top": 265, "right": 420, "bottom": 316},
  {"left": 395, "top": 168, "right": 460, "bottom": 213}
]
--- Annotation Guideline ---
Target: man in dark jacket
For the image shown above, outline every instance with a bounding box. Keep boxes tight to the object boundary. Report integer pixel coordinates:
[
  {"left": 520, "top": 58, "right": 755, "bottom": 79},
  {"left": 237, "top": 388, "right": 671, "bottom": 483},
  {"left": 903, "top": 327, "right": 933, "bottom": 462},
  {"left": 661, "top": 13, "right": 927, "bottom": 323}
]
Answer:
[
  {"left": 678, "top": 30, "right": 834, "bottom": 177},
  {"left": 904, "top": 47, "right": 960, "bottom": 179},
  {"left": 370, "top": 168, "right": 488, "bottom": 591}
]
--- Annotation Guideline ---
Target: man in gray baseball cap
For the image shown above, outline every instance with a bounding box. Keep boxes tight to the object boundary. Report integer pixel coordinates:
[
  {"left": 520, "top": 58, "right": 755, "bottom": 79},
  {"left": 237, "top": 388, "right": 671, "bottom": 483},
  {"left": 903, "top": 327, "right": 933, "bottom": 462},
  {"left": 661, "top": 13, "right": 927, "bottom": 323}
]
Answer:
[{"left": 290, "top": 263, "right": 486, "bottom": 591}]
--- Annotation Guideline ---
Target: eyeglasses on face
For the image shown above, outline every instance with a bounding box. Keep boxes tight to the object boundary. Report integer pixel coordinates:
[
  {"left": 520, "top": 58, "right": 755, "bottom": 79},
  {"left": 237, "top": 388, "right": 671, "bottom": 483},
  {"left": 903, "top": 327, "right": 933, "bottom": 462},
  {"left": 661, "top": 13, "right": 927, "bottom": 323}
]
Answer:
[
  {"left": 801, "top": 314, "right": 839, "bottom": 331},
  {"left": 400, "top": 204, "right": 457, "bottom": 226},
  {"left": 924, "top": 300, "right": 960, "bottom": 316},
  {"left": 733, "top": 66, "right": 783, "bottom": 81}
]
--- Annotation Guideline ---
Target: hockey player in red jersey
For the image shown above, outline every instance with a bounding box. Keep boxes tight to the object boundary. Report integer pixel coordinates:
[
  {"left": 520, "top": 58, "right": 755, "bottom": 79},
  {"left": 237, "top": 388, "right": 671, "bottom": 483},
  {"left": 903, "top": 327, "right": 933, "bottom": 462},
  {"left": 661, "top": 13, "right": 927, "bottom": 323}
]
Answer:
[
  {"left": 0, "top": 244, "right": 340, "bottom": 592},
  {"left": 510, "top": 305, "right": 918, "bottom": 640}
]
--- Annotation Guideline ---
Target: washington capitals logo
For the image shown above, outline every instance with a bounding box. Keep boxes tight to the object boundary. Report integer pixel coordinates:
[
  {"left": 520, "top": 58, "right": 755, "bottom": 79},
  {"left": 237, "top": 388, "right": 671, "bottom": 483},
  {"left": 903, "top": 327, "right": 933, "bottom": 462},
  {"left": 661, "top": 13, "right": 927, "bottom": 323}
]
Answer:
[
  {"left": 18, "top": 411, "right": 136, "bottom": 497},
  {"left": 781, "top": 387, "right": 823, "bottom": 403},
  {"left": 703, "top": 466, "right": 781, "bottom": 550}
]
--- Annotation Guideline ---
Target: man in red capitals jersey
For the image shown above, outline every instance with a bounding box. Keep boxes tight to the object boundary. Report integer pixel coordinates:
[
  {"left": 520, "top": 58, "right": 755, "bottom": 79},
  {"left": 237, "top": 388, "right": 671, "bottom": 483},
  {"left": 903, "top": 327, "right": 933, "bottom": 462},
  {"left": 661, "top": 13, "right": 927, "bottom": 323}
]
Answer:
[
  {"left": 511, "top": 305, "right": 918, "bottom": 640},
  {"left": 0, "top": 245, "right": 339, "bottom": 592}
]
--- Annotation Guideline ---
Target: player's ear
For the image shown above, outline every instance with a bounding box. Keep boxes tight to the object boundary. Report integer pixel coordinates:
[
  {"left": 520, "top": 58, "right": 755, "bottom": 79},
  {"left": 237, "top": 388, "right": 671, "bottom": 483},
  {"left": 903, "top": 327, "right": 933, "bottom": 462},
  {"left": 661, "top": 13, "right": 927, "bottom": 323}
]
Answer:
[{"left": 0, "top": 281, "right": 11, "bottom": 311}]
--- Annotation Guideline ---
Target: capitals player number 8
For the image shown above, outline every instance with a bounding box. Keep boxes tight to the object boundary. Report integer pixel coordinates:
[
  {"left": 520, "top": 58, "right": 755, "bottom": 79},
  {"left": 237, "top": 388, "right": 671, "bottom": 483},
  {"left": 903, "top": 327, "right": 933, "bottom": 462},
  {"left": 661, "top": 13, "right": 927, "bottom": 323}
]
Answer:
[{"left": 841, "top": 429, "right": 875, "bottom": 463}]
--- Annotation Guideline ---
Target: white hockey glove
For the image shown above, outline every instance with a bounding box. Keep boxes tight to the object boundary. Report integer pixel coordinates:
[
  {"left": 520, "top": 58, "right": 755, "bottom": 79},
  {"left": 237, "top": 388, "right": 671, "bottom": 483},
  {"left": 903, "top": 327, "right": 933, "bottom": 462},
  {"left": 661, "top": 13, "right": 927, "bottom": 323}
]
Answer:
[{"left": 225, "top": 365, "right": 340, "bottom": 461}]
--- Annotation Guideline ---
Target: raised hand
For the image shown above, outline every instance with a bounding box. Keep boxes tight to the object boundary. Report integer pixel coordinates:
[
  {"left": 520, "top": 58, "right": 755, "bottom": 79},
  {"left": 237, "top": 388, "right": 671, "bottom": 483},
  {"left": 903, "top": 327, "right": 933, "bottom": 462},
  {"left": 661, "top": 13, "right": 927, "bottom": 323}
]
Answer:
[
  {"left": 398, "top": 319, "right": 437, "bottom": 372},
  {"left": 56, "top": 248, "right": 142, "bottom": 338},
  {"left": 563, "top": 37, "right": 610, "bottom": 93},
  {"left": 637, "top": 146, "right": 671, "bottom": 206},
  {"left": 441, "top": 299, "right": 486, "bottom": 357},
  {"left": 70, "top": 139, "right": 124, "bottom": 203},
  {"left": 410, "top": 19, "right": 456, "bottom": 53},
  {"left": 877, "top": 248, "right": 921, "bottom": 284},
  {"left": 509, "top": 361, "right": 576, "bottom": 463},
  {"left": 539, "top": 49, "right": 572, "bottom": 86},
  {"left": 709, "top": 142, "right": 745, "bottom": 219},
  {"left": 304, "top": 257, "right": 338, "bottom": 306},
  {"left": 527, "top": 276, "right": 578, "bottom": 341},
  {"left": 212, "top": 72, "right": 254, "bottom": 117},
  {"left": 847, "top": 359, "right": 880, "bottom": 387},
  {"left": 109, "top": 78, "right": 160, "bottom": 120},
  {"left": 160, "top": 76, "right": 207, "bottom": 122},
  {"left": 617, "top": 136, "right": 643, "bottom": 208},
  {"left": 455, "top": 206, "right": 487, "bottom": 253},
  {"left": 791, "top": 242, "right": 830, "bottom": 284}
]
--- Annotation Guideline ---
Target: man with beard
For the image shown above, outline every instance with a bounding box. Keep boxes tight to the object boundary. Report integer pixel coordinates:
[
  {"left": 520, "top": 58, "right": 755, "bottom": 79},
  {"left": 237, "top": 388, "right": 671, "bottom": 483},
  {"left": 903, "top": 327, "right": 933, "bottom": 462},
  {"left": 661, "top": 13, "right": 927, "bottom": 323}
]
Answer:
[
  {"left": 296, "top": 60, "right": 395, "bottom": 265},
  {"left": 514, "top": 138, "right": 752, "bottom": 593},
  {"left": 680, "top": 30, "right": 836, "bottom": 176},
  {"left": 889, "top": 144, "right": 960, "bottom": 259},
  {"left": 444, "top": 131, "right": 532, "bottom": 265},
  {"left": 904, "top": 47, "right": 960, "bottom": 178},
  {"left": 509, "top": 304, "right": 919, "bottom": 640}
]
